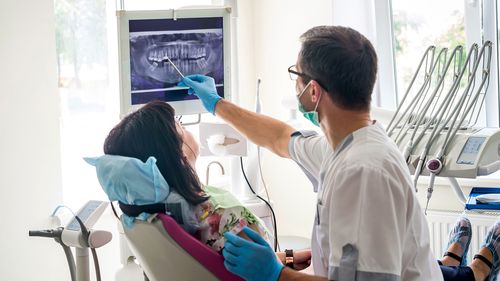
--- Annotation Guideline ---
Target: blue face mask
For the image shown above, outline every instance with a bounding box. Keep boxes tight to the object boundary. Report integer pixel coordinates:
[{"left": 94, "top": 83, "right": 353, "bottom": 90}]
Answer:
[{"left": 297, "top": 81, "right": 321, "bottom": 127}]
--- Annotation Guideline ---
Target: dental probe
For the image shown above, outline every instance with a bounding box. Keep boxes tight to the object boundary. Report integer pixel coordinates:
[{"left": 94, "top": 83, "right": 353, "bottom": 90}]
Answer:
[{"left": 164, "top": 55, "right": 185, "bottom": 78}]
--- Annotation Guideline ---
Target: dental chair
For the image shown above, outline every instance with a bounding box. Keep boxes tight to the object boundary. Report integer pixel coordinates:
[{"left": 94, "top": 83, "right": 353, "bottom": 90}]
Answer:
[{"left": 123, "top": 212, "right": 243, "bottom": 281}]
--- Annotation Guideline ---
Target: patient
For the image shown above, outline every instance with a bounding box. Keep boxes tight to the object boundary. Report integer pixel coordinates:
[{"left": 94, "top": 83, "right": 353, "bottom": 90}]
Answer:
[
  {"left": 439, "top": 215, "right": 500, "bottom": 281},
  {"left": 88, "top": 100, "right": 271, "bottom": 252}
]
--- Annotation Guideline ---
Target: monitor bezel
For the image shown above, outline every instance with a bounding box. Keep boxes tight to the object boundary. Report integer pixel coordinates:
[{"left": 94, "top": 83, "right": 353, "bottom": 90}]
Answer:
[{"left": 117, "top": 7, "right": 232, "bottom": 117}]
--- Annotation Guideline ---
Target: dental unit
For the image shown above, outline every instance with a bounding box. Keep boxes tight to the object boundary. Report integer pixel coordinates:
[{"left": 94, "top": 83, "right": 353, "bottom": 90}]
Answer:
[{"left": 387, "top": 41, "right": 500, "bottom": 213}]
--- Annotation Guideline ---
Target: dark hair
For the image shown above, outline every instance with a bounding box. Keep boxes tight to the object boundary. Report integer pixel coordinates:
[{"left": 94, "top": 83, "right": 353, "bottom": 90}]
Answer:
[
  {"left": 103, "top": 101, "right": 208, "bottom": 205},
  {"left": 298, "top": 25, "right": 377, "bottom": 111}
]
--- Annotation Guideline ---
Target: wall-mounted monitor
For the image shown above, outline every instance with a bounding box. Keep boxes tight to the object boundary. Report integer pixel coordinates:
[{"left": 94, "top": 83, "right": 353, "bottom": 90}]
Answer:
[{"left": 117, "top": 7, "right": 232, "bottom": 116}]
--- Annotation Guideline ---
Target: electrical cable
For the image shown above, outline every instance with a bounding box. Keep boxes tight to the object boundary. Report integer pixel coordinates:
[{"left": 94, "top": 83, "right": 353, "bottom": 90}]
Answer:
[
  {"left": 257, "top": 147, "right": 280, "bottom": 251},
  {"left": 257, "top": 147, "right": 271, "bottom": 203},
  {"left": 110, "top": 201, "right": 120, "bottom": 219},
  {"left": 240, "top": 157, "right": 279, "bottom": 252},
  {"left": 61, "top": 244, "right": 77, "bottom": 281},
  {"left": 91, "top": 248, "right": 102, "bottom": 281},
  {"left": 51, "top": 205, "right": 91, "bottom": 236},
  {"left": 51, "top": 204, "right": 77, "bottom": 221},
  {"left": 50, "top": 205, "right": 88, "bottom": 244}
]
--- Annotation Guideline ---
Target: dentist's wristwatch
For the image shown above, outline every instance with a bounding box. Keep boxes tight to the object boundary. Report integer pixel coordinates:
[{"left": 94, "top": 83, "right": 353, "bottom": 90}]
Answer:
[{"left": 285, "top": 249, "right": 294, "bottom": 269}]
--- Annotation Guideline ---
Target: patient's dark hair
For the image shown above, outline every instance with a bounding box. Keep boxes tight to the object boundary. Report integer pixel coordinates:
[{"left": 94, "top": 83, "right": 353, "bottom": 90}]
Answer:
[{"left": 104, "top": 101, "right": 208, "bottom": 205}]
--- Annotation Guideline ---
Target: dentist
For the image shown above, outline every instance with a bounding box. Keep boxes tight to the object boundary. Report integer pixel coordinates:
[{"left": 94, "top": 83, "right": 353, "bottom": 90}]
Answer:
[{"left": 179, "top": 26, "right": 443, "bottom": 281}]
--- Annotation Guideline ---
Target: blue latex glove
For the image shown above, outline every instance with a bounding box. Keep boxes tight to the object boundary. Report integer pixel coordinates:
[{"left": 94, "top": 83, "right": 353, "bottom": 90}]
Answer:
[
  {"left": 177, "top": 74, "right": 222, "bottom": 114},
  {"left": 223, "top": 227, "right": 284, "bottom": 281}
]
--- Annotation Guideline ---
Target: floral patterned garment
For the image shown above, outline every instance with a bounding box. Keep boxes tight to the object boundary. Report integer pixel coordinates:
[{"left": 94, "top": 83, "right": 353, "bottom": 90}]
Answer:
[{"left": 194, "top": 185, "right": 272, "bottom": 252}]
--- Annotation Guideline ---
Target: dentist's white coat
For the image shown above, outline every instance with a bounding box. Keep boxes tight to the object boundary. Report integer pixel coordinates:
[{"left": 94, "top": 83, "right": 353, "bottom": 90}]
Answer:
[{"left": 289, "top": 121, "right": 443, "bottom": 281}]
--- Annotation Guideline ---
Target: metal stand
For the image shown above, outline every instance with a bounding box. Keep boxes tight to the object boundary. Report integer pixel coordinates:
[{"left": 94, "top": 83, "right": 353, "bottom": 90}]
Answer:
[{"left": 29, "top": 201, "right": 111, "bottom": 281}]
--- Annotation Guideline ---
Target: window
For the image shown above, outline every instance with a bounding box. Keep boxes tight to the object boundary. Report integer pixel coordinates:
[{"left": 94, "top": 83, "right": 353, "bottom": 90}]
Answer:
[
  {"left": 392, "top": 0, "right": 465, "bottom": 101},
  {"left": 373, "top": 0, "right": 500, "bottom": 180},
  {"left": 55, "top": 0, "right": 211, "bottom": 208},
  {"left": 381, "top": 0, "right": 500, "bottom": 127}
]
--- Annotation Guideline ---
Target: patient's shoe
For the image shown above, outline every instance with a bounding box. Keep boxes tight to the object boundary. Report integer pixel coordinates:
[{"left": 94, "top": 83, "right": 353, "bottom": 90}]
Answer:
[
  {"left": 480, "top": 220, "right": 500, "bottom": 281},
  {"left": 444, "top": 216, "right": 472, "bottom": 266}
]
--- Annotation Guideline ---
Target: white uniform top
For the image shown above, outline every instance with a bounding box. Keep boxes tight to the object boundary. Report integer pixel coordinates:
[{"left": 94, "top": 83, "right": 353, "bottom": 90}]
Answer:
[{"left": 289, "top": 122, "right": 443, "bottom": 281}]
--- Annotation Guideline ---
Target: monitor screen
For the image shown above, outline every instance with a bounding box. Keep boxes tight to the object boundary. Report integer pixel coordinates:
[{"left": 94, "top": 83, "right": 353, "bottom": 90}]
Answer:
[{"left": 118, "top": 8, "right": 231, "bottom": 116}]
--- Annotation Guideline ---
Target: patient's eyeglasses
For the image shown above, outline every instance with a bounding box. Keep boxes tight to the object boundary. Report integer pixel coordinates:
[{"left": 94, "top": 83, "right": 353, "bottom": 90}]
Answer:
[{"left": 175, "top": 116, "right": 184, "bottom": 126}]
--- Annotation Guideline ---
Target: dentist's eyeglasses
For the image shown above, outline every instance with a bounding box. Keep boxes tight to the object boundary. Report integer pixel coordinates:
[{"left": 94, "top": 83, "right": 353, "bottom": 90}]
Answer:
[
  {"left": 287, "top": 65, "right": 329, "bottom": 92},
  {"left": 287, "top": 65, "right": 309, "bottom": 81}
]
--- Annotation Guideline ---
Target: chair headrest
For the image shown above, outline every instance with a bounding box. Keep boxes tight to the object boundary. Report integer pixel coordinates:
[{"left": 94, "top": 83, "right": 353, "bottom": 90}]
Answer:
[{"left": 84, "top": 154, "right": 170, "bottom": 227}]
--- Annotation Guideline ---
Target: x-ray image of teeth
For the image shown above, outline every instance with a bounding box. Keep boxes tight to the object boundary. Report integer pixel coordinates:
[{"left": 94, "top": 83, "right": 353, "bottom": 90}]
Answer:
[{"left": 129, "top": 31, "right": 223, "bottom": 90}]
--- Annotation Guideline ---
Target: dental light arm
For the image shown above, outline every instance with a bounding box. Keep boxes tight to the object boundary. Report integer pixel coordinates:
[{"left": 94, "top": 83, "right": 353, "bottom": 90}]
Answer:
[
  {"left": 391, "top": 48, "right": 442, "bottom": 146},
  {"left": 403, "top": 46, "right": 463, "bottom": 156},
  {"left": 440, "top": 43, "right": 492, "bottom": 156},
  {"left": 387, "top": 46, "right": 436, "bottom": 135},
  {"left": 395, "top": 47, "right": 454, "bottom": 157}
]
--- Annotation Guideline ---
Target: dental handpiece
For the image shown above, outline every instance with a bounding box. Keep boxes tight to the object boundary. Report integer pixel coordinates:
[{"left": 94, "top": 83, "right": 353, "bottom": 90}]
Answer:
[
  {"left": 424, "top": 159, "right": 442, "bottom": 215},
  {"left": 164, "top": 55, "right": 185, "bottom": 78},
  {"left": 424, "top": 176, "right": 435, "bottom": 215}
]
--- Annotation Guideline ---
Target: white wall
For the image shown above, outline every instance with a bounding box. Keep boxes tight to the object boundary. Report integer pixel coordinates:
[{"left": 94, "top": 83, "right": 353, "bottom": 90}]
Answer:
[
  {"left": 0, "top": 0, "right": 66, "bottom": 280},
  {"left": 250, "top": 0, "right": 334, "bottom": 238}
]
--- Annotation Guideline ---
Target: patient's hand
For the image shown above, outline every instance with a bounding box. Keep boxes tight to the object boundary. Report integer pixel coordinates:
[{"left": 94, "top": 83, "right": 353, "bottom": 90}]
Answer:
[
  {"left": 237, "top": 223, "right": 262, "bottom": 241},
  {"left": 293, "top": 249, "right": 312, "bottom": 270}
]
